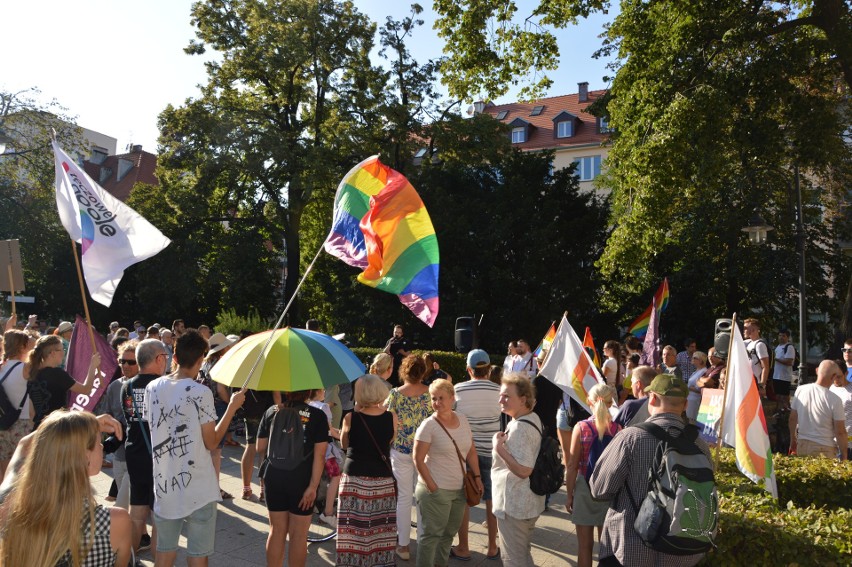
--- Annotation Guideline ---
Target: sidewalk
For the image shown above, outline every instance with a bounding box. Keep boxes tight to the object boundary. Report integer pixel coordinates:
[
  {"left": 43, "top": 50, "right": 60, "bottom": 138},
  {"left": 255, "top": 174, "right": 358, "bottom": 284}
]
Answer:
[{"left": 94, "top": 443, "right": 584, "bottom": 566}]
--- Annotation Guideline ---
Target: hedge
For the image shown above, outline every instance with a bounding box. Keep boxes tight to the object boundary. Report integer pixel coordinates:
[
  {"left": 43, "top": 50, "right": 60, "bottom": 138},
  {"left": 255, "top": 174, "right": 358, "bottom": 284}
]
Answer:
[
  {"left": 351, "top": 347, "right": 478, "bottom": 381},
  {"left": 700, "top": 449, "right": 851, "bottom": 565}
]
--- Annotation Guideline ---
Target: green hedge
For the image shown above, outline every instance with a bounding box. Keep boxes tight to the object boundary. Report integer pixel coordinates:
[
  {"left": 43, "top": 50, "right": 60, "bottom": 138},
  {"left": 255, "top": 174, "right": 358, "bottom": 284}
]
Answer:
[
  {"left": 350, "top": 348, "right": 494, "bottom": 381},
  {"left": 700, "top": 449, "right": 851, "bottom": 565}
]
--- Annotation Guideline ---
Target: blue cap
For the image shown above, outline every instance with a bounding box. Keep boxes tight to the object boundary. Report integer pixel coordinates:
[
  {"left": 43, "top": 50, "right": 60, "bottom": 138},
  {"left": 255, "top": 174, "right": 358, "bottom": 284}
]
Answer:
[{"left": 466, "top": 349, "right": 491, "bottom": 369}]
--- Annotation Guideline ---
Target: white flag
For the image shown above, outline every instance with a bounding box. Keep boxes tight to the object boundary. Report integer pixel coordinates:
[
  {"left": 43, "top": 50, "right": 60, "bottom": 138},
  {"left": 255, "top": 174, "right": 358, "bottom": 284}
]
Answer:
[
  {"left": 53, "top": 141, "right": 171, "bottom": 306},
  {"left": 720, "top": 324, "right": 778, "bottom": 497},
  {"left": 538, "top": 315, "right": 606, "bottom": 414}
]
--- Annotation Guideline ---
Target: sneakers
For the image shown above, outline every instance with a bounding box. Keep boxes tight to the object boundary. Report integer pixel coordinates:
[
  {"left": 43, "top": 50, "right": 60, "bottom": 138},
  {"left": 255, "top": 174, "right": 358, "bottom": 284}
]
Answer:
[
  {"left": 396, "top": 546, "right": 411, "bottom": 561},
  {"left": 318, "top": 513, "right": 337, "bottom": 529},
  {"left": 136, "top": 533, "right": 152, "bottom": 553}
]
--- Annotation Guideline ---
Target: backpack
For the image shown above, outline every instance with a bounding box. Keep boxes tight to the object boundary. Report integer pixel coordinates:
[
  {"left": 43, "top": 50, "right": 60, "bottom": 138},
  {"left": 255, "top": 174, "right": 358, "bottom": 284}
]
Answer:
[
  {"left": 581, "top": 420, "right": 615, "bottom": 482},
  {"left": 747, "top": 338, "right": 773, "bottom": 378},
  {"left": 628, "top": 422, "right": 718, "bottom": 555},
  {"left": 265, "top": 404, "right": 311, "bottom": 471},
  {"left": 518, "top": 418, "right": 564, "bottom": 496},
  {"left": 0, "top": 362, "right": 26, "bottom": 431}
]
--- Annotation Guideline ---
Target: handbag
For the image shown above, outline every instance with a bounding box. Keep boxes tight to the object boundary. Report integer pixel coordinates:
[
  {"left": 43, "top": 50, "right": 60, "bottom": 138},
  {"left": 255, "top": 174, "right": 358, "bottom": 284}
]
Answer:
[
  {"left": 0, "top": 362, "right": 26, "bottom": 430},
  {"left": 357, "top": 411, "right": 398, "bottom": 496},
  {"left": 434, "top": 416, "right": 481, "bottom": 507}
]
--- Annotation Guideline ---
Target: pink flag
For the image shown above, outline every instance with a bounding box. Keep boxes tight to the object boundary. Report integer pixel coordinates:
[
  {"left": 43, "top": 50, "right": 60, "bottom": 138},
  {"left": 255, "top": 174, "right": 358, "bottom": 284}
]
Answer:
[
  {"left": 640, "top": 297, "right": 661, "bottom": 368},
  {"left": 65, "top": 316, "right": 117, "bottom": 412}
]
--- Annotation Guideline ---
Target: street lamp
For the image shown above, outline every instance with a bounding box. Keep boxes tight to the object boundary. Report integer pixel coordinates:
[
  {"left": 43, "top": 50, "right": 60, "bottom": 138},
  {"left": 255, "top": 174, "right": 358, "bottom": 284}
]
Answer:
[{"left": 742, "top": 164, "right": 808, "bottom": 379}]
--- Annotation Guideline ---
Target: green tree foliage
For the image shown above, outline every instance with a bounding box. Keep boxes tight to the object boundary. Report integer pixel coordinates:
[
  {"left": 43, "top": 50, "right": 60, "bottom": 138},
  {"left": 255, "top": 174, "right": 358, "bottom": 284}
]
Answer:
[
  {"left": 0, "top": 89, "right": 86, "bottom": 321},
  {"left": 435, "top": 1, "right": 852, "bottom": 349}
]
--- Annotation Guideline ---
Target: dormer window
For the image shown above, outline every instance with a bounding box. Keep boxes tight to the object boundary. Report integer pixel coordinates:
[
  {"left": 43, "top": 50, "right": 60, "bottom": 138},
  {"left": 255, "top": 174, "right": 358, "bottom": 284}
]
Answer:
[
  {"left": 511, "top": 127, "right": 526, "bottom": 143},
  {"left": 530, "top": 105, "right": 544, "bottom": 116},
  {"left": 552, "top": 111, "right": 578, "bottom": 139},
  {"left": 496, "top": 110, "right": 508, "bottom": 120},
  {"left": 599, "top": 116, "right": 612, "bottom": 133}
]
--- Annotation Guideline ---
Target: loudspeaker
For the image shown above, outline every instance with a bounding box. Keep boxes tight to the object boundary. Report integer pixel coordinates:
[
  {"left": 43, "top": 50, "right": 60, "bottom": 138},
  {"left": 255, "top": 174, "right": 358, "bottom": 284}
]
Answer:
[
  {"left": 455, "top": 317, "right": 475, "bottom": 353},
  {"left": 714, "top": 318, "right": 733, "bottom": 360}
]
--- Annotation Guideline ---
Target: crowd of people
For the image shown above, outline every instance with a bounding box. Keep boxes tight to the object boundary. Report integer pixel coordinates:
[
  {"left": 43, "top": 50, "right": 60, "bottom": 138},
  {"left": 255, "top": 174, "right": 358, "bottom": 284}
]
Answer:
[{"left": 0, "top": 313, "right": 849, "bottom": 567}]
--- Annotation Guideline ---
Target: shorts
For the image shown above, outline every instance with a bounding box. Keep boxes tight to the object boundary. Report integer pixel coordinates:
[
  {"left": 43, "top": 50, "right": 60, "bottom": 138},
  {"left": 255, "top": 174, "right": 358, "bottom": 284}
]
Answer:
[
  {"left": 214, "top": 400, "right": 228, "bottom": 448},
  {"left": 556, "top": 408, "right": 571, "bottom": 431},
  {"left": 154, "top": 500, "right": 217, "bottom": 557},
  {"left": 478, "top": 455, "right": 493, "bottom": 501},
  {"left": 772, "top": 379, "right": 791, "bottom": 396},
  {"left": 264, "top": 466, "right": 313, "bottom": 515},
  {"left": 126, "top": 454, "right": 155, "bottom": 507},
  {"left": 244, "top": 417, "right": 262, "bottom": 444},
  {"left": 0, "top": 419, "right": 32, "bottom": 462}
]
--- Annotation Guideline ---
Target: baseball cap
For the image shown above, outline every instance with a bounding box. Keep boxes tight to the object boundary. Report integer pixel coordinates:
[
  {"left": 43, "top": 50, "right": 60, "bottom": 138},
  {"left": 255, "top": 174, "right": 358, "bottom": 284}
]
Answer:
[
  {"left": 57, "top": 321, "right": 73, "bottom": 334},
  {"left": 466, "top": 349, "right": 490, "bottom": 369},
  {"left": 644, "top": 374, "right": 688, "bottom": 398}
]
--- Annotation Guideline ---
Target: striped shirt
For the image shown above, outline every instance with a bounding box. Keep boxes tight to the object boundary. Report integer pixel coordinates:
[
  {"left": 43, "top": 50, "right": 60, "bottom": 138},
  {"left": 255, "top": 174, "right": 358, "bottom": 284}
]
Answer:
[{"left": 454, "top": 379, "right": 502, "bottom": 456}]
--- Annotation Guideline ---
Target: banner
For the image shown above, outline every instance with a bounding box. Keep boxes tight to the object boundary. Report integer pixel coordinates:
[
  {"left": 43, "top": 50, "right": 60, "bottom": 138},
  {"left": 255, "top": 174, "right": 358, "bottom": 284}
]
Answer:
[
  {"left": 696, "top": 388, "right": 724, "bottom": 443},
  {"left": 538, "top": 315, "right": 605, "bottom": 413},
  {"left": 65, "top": 316, "right": 117, "bottom": 411}
]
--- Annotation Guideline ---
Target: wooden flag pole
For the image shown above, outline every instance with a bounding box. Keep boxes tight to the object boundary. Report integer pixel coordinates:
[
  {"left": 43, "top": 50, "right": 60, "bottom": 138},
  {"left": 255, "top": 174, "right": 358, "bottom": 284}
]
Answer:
[
  {"left": 714, "top": 312, "right": 738, "bottom": 467},
  {"left": 7, "top": 265, "right": 15, "bottom": 316},
  {"left": 70, "top": 239, "right": 97, "bottom": 352}
]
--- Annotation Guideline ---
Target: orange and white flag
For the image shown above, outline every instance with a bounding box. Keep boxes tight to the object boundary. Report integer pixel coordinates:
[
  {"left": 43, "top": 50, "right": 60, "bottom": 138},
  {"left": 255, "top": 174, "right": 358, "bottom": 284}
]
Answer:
[{"left": 538, "top": 315, "right": 605, "bottom": 414}]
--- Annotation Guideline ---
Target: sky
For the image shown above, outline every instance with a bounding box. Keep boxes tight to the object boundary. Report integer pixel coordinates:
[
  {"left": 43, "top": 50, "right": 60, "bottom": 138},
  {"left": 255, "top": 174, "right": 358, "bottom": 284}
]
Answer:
[{"left": 1, "top": 0, "right": 614, "bottom": 153}]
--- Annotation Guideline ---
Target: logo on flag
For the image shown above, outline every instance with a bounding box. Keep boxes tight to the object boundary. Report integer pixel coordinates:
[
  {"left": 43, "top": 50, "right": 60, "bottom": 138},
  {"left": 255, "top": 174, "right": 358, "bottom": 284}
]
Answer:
[{"left": 538, "top": 315, "right": 605, "bottom": 413}]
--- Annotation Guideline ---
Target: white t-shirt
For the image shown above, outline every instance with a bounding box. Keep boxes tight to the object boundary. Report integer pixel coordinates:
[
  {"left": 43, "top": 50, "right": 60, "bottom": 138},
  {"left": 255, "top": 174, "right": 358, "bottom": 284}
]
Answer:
[
  {"left": 791, "top": 383, "right": 844, "bottom": 447},
  {"left": 415, "top": 413, "right": 473, "bottom": 490},
  {"left": 145, "top": 376, "right": 219, "bottom": 519},
  {"left": 509, "top": 353, "right": 538, "bottom": 377},
  {"left": 454, "top": 379, "right": 501, "bottom": 456},
  {"left": 773, "top": 344, "right": 795, "bottom": 382},
  {"left": 0, "top": 361, "right": 32, "bottom": 419},
  {"left": 602, "top": 358, "right": 618, "bottom": 388},
  {"left": 829, "top": 382, "right": 852, "bottom": 437},
  {"left": 491, "top": 413, "right": 545, "bottom": 520},
  {"left": 745, "top": 339, "right": 770, "bottom": 381}
]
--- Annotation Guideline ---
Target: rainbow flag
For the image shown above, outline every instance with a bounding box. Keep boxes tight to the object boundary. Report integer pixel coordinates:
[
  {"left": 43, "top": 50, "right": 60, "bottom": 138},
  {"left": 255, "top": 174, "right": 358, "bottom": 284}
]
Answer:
[
  {"left": 720, "top": 322, "right": 777, "bottom": 497},
  {"left": 582, "top": 326, "right": 601, "bottom": 368},
  {"left": 324, "top": 156, "right": 439, "bottom": 327},
  {"left": 627, "top": 277, "right": 670, "bottom": 338},
  {"left": 533, "top": 323, "right": 557, "bottom": 360}
]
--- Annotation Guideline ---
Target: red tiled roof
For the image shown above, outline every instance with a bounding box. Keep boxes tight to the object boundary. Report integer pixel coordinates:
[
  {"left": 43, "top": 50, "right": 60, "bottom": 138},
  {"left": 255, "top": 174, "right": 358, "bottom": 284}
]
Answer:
[
  {"left": 483, "top": 89, "right": 608, "bottom": 151},
  {"left": 83, "top": 148, "right": 158, "bottom": 202}
]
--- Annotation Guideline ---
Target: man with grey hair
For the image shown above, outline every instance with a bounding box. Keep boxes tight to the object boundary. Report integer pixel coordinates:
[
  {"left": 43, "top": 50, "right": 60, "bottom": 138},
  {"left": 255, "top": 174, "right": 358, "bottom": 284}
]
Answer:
[
  {"left": 613, "top": 365, "right": 658, "bottom": 427},
  {"left": 121, "top": 338, "right": 168, "bottom": 553},
  {"left": 159, "top": 329, "right": 174, "bottom": 371},
  {"left": 658, "top": 345, "right": 682, "bottom": 379}
]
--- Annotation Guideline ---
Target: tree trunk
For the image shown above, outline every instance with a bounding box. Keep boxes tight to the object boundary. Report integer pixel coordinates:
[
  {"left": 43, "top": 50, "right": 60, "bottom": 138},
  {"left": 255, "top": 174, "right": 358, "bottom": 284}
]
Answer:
[{"left": 283, "top": 197, "right": 304, "bottom": 327}]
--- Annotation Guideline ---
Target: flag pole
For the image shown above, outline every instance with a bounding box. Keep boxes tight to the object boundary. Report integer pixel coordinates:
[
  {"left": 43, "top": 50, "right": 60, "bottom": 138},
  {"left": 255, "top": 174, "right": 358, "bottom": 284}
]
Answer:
[
  {"left": 70, "top": 239, "right": 97, "bottom": 352},
  {"left": 7, "top": 265, "right": 15, "bottom": 317},
  {"left": 714, "top": 312, "right": 738, "bottom": 467}
]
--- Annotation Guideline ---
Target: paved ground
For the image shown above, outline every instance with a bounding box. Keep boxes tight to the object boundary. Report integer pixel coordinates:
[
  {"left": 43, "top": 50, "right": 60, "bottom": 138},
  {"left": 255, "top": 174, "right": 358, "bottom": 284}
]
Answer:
[{"left": 93, "top": 443, "right": 586, "bottom": 566}]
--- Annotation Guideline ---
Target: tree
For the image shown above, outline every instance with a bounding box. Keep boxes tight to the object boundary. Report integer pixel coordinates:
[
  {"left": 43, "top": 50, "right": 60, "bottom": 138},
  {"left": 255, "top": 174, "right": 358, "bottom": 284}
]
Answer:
[{"left": 157, "top": 0, "right": 380, "bottom": 324}]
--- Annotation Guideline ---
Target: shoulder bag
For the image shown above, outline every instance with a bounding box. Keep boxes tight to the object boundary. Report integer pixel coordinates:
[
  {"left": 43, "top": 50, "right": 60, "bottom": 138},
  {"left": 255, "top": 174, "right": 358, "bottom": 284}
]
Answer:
[{"left": 434, "top": 415, "right": 481, "bottom": 506}]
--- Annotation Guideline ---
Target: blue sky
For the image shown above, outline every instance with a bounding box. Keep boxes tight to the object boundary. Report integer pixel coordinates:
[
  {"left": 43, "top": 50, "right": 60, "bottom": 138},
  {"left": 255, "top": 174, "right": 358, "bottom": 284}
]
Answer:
[{"left": 1, "top": 0, "right": 613, "bottom": 152}]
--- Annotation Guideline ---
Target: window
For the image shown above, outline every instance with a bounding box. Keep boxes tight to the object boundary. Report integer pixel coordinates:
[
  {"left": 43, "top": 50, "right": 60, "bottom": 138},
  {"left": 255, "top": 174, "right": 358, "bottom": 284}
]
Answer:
[
  {"left": 530, "top": 105, "right": 544, "bottom": 116},
  {"left": 511, "top": 127, "right": 526, "bottom": 144},
  {"left": 599, "top": 116, "right": 612, "bottom": 133},
  {"left": 414, "top": 148, "right": 428, "bottom": 158},
  {"left": 496, "top": 110, "right": 508, "bottom": 120},
  {"left": 89, "top": 147, "right": 108, "bottom": 164},
  {"left": 556, "top": 120, "right": 573, "bottom": 138},
  {"left": 573, "top": 155, "right": 602, "bottom": 181}
]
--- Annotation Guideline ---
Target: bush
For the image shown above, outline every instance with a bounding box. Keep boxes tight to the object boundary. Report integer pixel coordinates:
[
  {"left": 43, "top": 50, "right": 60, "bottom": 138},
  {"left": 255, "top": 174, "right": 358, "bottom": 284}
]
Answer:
[
  {"left": 214, "top": 308, "right": 268, "bottom": 336},
  {"left": 700, "top": 449, "right": 852, "bottom": 565}
]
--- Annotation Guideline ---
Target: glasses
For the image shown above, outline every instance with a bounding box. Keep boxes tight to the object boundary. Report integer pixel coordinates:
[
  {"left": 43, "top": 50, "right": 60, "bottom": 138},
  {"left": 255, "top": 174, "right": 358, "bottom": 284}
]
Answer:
[
  {"left": 842, "top": 348, "right": 852, "bottom": 353},
  {"left": 119, "top": 359, "right": 137, "bottom": 366}
]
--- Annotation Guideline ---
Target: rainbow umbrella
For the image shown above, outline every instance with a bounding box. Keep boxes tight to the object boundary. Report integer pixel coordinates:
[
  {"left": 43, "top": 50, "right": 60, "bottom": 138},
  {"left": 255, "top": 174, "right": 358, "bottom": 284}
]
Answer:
[{"left": 209, "top": 328, "right": 365, "bottom": 391}]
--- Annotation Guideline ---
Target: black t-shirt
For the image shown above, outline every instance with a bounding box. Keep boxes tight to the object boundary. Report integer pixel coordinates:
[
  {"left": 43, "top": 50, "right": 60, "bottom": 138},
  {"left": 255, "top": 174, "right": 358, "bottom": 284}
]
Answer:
[
  {"left": 30, "top": 367, "right": 76, "bottom": 426},
  {"left": 121, "top": 373, "right": 160, "bottom": 461},
  {"left": 257, "top": 402, "right": 329, "bottom": 476},
  {"left": 532, "top": 375, "right": 561, "bottom": 440},
  {"left": 343, "top": 411, "right": 394, "bottom": 477}
]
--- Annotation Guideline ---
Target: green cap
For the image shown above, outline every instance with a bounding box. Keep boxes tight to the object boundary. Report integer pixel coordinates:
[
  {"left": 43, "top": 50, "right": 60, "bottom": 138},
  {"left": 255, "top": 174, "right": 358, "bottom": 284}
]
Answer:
[{"left": 644, "top": 374, "right": 688, "bottom": 398}]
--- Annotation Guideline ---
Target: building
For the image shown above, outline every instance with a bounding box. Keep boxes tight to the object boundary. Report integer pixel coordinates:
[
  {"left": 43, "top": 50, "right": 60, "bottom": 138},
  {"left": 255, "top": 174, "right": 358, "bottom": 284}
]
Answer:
[
  {"left": 82, "top": 144, "right": 158, "bottom": 202},
  {"left": 479, "top": 82, "right": 610, "bottom": 193}
]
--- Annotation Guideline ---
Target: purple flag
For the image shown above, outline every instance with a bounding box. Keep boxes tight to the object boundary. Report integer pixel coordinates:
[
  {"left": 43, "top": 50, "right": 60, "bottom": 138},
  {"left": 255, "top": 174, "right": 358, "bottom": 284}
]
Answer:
[
  {"left": 65, "top": 315, "right": 117, "bottom": 411},
  {"left": 640, "top": 297, "right": 661, "bottom": 368}
]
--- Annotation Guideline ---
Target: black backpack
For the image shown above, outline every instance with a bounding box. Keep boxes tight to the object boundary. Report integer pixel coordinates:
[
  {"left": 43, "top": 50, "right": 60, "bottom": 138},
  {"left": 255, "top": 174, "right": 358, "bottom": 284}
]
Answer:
[
  {"left": 0, "top": 362, "right": 26, "bottom": 431},
  {"left": 518, "top": 418, "right": 564, "bottom": 496},
  {"left": 747, "top": 338, "right": 774, "bottom": 377},
  {"left": 265, "top": 404, "right": 311, "bottom": 471}
]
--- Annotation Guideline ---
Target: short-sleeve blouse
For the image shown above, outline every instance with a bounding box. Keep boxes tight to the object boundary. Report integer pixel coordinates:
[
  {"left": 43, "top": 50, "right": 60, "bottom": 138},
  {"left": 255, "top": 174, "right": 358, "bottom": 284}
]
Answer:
[
  {"left": 576, "top": 418, "right": 622, "bottom": 477},
  {"left": 386, "top": 388, "right": 431, "bottom": 454}
]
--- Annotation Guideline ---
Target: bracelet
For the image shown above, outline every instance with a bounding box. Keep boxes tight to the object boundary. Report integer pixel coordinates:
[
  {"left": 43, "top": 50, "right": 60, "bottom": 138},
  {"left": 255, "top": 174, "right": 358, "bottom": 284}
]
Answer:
[{"left": 473, "top": 475, "right": 480, "bottom": 478}]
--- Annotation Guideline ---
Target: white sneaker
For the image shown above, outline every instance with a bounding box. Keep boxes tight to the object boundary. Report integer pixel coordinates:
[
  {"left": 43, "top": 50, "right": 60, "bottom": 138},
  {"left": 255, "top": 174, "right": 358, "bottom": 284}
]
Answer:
[{"left": 319, "top": 513, "right": 337, "bottom": 529}]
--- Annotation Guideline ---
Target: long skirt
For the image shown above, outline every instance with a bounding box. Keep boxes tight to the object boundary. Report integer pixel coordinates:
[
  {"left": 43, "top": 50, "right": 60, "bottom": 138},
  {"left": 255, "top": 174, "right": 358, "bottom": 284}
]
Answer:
[{"left": 336, "top": 474, "right": 397, "bottom": 567}]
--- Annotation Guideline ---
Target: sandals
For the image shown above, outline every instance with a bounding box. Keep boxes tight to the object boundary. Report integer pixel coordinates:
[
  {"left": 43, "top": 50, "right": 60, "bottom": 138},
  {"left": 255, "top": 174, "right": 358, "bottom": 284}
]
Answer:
[
  {"left": 242, "top": 488, "right": 255, "bottom": 501},
  {"left": 220, "top": 489, "right": 234, "bottom": 500}
]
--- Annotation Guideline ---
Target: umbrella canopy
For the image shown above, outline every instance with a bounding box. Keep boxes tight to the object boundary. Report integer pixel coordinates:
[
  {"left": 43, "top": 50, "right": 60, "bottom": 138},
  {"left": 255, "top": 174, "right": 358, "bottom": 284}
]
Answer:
[{"left": 210, "top": 328, "right": 365, "bottom": 392}]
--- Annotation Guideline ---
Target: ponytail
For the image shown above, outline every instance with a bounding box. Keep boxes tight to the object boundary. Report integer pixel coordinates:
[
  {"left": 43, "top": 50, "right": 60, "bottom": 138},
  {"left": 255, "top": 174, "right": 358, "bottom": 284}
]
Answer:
[
  {"left": 588, "top": 383, "right": 615, "bottom": 441},
  {"left": 26, "top": 335, "right": 61, "bottom": 379}
]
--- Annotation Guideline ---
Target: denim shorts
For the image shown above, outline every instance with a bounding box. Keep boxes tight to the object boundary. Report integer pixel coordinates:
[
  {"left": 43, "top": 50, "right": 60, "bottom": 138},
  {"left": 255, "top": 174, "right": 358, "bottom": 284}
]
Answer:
[
  {"left": 478, "top": 455, "right": 493, "bottom": 501},
  {"left": 154, "top": 500, "right": 218, "bottom": 556},
  {"left": 556, "top": 407, "right": 571, "bottom": 431}
]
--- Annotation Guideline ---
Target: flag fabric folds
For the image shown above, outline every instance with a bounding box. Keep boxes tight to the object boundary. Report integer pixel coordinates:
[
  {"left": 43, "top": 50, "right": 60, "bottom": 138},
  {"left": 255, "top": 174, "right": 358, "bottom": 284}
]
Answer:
[
  {"left": 582, "top": 326, "right": 601, "bottom": 368},
  {"left": 640, "top": 297, "right": 661, "bottom": 368},
  {"left": 720, "top": 323, "right": 778, "bottom": 498},
  {"left": 534, "top": 323, "right": 557, "bottom": 360},
  {"left": 324, "top": 156, "right": 439, "bottom": 327},
  {"left": 627, "top": 277, "right": 670, "bottom": 339},
  {"left": 538, "top": 315, "right": 605, "bottom": 414},
  {"left": 53, "top": 142, "right": 171, "bottom": 307},
  {"left": 65, "top": 316, "right": 118, "bottom": 412}
]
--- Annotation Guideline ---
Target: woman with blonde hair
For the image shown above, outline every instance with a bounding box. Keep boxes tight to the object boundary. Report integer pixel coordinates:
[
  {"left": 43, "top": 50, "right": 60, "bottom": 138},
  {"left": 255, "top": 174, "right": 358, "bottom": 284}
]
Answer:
[
  {"left": 564, "top": 383, "right": 621, "bottom": 567},
  {"left": 0, "top": 330, "right": 35, "bottom": 477},
  {"left": 28, "top": 335, "right": 100, "bottom": 428},
  {"left": 336, "top": 375, "right": 398, "bottom": 565},
  {"left": 0, "top": 410, "right": 131, "bottom": 566},
  {"left": 370, "top": 352, "right": 393, "bottom": 383}
]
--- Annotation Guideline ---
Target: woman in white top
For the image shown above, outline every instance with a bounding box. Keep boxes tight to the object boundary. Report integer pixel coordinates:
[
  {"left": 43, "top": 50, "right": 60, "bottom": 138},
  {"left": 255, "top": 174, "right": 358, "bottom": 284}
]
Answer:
[
  {"left": 601, "top": 340, "right": 622, "bottom": 391},
  {"left": 413, "top": 379, "right": 482, "bottom": 567},
  {"left": 491, "top": 372, "right": 545, "bottom": 567},
  {"left": 0, "top": 330, "right": 36, "bottom": 477},
  {"left": 686, "top": 351, "right": 708, "bottom": 422}
]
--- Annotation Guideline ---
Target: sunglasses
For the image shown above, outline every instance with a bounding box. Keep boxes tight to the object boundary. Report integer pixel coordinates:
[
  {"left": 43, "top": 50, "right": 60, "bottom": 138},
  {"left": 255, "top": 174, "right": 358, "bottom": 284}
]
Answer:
[
  {"left": 842, "top": 348, "right": 852, "bottom": 353},
  {"left": 119, "top": 359, "right": 138, "bottom": 366}
]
